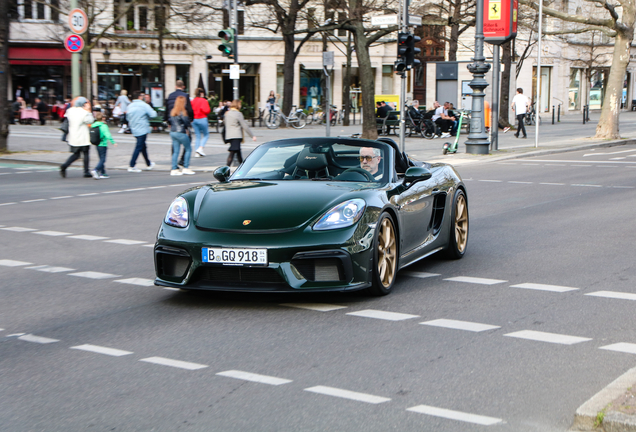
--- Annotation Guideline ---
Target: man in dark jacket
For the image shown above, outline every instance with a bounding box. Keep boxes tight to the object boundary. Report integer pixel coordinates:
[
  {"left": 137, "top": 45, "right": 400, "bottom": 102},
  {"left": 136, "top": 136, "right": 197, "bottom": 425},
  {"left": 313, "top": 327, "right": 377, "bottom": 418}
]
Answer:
[
  {"left": 34, "top": 97, "right": 48, "bottom": 125},
  {"left": 164, "top": 80, "right": 193, "bottom": 166}
]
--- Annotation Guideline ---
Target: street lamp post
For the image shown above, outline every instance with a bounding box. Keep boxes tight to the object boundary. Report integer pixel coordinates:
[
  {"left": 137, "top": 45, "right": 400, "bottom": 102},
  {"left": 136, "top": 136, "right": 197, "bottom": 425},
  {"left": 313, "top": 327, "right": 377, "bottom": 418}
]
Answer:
[{"left": 465, "top": 0, "right": 491, "bottom": 154}]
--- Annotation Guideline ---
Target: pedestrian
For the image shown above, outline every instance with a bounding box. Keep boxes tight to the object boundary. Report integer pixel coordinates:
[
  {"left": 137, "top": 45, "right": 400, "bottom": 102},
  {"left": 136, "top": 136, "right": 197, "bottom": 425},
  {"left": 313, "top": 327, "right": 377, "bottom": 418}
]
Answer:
[
  {"left": 60, "top": 97, "right": 94, "bottom": 178},
  {"left": 266, "top": 90, "right": 276, "bottom": 112},
  {"left": 114, "top": 89, "right": 131, "bottom": 133},
  {"left": 34, "top": 97, "right": 48, "bottom": 125},
  {"left": 164, "top": 80, "right": 193, "bottom": 166},
  {"left": 224, "top": 99, "right": 257, "bottom": 167},
  {"left": 169, "top": 96, "right": 195, "bottom": 176},
  {"left": 126, "top": 90, "right": 157, "bottom": 172},
  {"left": 90, "top": 112, "right": 117, "bottom": 179},
  {"left": 511, "top": 87, "right": 529, "bottom": 139},
  {"left": 191, "top": 87, "right": 211, "bottom": 157}
]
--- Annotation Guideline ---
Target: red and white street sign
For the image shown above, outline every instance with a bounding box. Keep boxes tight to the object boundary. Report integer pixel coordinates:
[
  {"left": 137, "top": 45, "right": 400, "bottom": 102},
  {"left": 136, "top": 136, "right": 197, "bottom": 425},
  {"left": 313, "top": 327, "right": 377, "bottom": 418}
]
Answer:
[
  {"left": 483, "top": 0, "right": 518, "bottom": 45},
  {"left": 68, "top": 8, "right": 88, "bottom": 34},
  {"left": 64, "top": 34, "right": 85, "bottom": 53}
]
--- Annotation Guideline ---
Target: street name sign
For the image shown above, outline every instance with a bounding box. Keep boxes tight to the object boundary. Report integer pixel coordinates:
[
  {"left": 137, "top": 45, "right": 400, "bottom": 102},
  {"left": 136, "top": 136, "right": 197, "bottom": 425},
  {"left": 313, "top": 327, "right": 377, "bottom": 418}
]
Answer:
[{"left": 370, "top": 15, "right": 422, "bottom": 26}]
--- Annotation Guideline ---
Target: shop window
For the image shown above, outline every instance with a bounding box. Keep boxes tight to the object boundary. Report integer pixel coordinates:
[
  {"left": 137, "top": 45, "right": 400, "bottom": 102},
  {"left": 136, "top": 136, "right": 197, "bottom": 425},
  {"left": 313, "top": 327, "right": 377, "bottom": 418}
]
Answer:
[
  {"left": 277, "top": 65, "right": 284, "bottom": 100},
  {"left": 300, "top": 66, "right": 326, "bottom": 110},
  {"left": 176, "top": 65, "right": 190, "bottom": 91},
  {"left": 569, "top": 68, "right": 581, "bottom": 110},
  {"left": 532, "top": 66, "right": 552, "bottom": 112},
  {"left": 589, "top": 68, "right": 607, "bottom": 109}
]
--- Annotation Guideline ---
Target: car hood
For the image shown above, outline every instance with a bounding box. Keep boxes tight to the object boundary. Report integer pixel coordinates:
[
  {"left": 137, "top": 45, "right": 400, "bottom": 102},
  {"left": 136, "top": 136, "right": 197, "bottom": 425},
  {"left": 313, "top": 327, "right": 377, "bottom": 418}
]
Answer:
[{"left": 194, "top": 180, "right": 373, "bottom": 231}]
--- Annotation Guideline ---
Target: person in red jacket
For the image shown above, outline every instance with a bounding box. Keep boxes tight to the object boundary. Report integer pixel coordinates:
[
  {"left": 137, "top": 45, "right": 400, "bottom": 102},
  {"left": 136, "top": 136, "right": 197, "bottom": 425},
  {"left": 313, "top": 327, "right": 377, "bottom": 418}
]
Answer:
[{"left": 191, "top": 87, "right": 211, "bottom": 157}]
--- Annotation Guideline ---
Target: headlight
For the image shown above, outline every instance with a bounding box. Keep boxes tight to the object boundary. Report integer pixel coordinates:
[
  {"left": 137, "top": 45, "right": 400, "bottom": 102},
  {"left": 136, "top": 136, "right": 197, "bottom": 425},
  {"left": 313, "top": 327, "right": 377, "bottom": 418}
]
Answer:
[
  {"left": 313, "top": 199, "right": 366, "bottom": 231},
  {"left": 165, "top": 197, "right": 189, "bottom": 228}
]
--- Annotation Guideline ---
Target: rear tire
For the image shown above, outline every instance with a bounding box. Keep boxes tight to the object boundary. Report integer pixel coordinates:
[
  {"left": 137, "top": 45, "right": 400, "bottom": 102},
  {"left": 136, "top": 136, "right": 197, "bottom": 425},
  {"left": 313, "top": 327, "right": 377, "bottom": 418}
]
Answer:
[
  {"left": 292, "top": 112, "right": 307, "bottom": 129},
  {"left": 265, "top": 113, "right": 280, "bottom": 129},
  {"left": 366, "top": 213, "right": 398, "bottom": 296},
  {"left": 442, "top": 188, "right": 468, "bottom": 259}
]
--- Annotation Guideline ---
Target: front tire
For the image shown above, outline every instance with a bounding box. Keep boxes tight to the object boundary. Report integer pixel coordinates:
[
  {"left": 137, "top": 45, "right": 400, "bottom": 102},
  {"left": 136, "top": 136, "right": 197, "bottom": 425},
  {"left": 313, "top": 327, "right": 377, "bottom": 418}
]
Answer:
[
  {"left": 366, "top": 213, "right": 398, "bottom": 296},
  {"left": 266, "top": 113, "right": 280, "bottom": 129},
  {"left": 443, "top": 188, "right": 469, "bottom": 259},
  {"left": 292, "top": 112, "right": 307, "bottom": 129}
]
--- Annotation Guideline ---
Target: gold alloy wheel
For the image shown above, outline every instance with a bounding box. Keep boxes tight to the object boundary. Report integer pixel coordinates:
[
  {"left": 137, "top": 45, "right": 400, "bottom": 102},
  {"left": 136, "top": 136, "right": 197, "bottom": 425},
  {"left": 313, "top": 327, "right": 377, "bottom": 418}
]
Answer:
[
  {"left": 454, "top": 193, "right": 468, "bottom": 253},
  {"left": 377, "top": 217, "right": 397, "bottom": 287}
]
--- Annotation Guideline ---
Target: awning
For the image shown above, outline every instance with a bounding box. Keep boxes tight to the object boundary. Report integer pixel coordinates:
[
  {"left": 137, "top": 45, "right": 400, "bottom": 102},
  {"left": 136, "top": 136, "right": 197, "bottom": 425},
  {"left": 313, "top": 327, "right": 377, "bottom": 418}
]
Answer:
[{"left": 9, "top": 47, "right": 72, "bottom": 66}]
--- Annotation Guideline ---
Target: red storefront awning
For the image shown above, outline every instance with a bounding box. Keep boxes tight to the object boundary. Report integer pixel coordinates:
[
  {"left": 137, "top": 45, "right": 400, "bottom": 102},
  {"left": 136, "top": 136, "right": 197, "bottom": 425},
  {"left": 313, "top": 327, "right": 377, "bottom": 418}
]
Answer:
[{"left": 9, "top": 47, "right": 72, "bottom": 66}]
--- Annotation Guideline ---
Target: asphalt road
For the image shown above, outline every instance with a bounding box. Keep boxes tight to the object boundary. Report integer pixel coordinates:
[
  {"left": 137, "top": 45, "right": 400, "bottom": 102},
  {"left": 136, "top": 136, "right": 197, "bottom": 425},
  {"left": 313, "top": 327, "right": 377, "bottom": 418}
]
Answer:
[{"left": 1, "top": 145, "right": 636, "bottom": 431}]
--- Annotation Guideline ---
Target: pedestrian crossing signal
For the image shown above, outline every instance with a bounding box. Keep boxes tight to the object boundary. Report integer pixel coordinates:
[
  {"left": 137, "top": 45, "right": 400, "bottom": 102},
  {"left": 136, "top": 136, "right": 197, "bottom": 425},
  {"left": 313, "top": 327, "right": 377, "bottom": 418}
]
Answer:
[{"left": 218, "top": 28, "right": 235, "bottom": 59}]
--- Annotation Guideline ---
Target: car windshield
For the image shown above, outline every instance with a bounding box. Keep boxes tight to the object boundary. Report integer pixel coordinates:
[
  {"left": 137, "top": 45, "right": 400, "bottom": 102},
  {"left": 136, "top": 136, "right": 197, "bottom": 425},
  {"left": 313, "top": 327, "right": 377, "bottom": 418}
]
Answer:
[{"left": 231, "top": 140, "right": 389, "bottom": 183}]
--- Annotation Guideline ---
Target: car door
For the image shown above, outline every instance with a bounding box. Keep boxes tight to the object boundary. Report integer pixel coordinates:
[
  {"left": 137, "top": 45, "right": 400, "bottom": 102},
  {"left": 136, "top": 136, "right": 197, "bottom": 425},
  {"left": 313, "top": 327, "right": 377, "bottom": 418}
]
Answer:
[{"left": 394, "top": 178, "right": 437, "bottom": 256}]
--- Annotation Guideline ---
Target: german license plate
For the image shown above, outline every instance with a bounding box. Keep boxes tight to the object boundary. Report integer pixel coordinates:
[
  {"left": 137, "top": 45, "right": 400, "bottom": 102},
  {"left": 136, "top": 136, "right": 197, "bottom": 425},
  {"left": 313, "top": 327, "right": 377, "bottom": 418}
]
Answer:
[{"left": 202, "top": 247, "right": 267, "bottom": 265}]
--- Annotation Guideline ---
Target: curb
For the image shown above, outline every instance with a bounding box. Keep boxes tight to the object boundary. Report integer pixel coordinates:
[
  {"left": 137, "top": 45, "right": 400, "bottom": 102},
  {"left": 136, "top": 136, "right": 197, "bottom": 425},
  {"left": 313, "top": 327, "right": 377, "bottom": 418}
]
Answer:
[{"left": 570, "top": 365, "right": 636, "bottom": 431}]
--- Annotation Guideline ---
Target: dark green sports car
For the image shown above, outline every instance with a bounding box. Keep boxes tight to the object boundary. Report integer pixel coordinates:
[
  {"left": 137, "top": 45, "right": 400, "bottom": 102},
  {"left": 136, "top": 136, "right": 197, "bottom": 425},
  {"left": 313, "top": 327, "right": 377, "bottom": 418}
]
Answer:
[{"left": 154, "top": 137, "right": 468, "bottom": 296}]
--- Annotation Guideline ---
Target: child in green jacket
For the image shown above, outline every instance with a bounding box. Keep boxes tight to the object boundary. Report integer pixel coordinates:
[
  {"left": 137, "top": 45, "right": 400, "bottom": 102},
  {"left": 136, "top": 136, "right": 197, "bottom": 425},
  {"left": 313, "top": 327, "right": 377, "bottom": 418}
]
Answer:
[{"left": 90, "top": 112, "right": 117, "bottom": 179}]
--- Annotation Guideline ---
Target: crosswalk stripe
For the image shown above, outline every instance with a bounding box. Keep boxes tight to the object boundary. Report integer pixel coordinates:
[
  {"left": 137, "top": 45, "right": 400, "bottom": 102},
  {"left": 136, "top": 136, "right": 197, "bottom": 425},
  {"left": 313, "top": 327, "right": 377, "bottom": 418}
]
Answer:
[
  {"left": 346, "top": 309, "right": 419, "bottom": 321},
  {"left": 599, "top": 343, "right": 636, "bottom": 355},
  {"left": 71, "top": 344, "right": 133, "bottom": 357},
  {"left": 510, "top": 283, "right": 579, "bottom": 293},
  {"left": 26, "top": 265, "right": 75, "bottom": 273},
  {"left": 139, "top": 357, "right": 208, "bottom": 370},
  {"left": 18, "top": 334, "right": 59, "bottom": 344},
  {"left": 33, "top": 231, "right": 71, "bottom": 236},
  {"left": 504, "top": 330, "right": 591, "bottom": 345},
  {"left": 585, "top": 291, "right": 636, "bottom": 301},
  {"left": 304, "top": 386, "right": 391, "bottom": 404},
  {"left": 114, "top": 278, "right": 155, "bottom": 287},
  {"left": 281, "top": 303, "right": 347, "bottom": 312},
  {"left": 420, "top": 319, "right": 500, "bottom": 332},
  {"left": 69, "top": 271, "right": 120, "bottom": 279},
  {"left": 401, "top": 271, "right": 441, "bottom": 279},
  {"left": 406, "top": 405, "right": 502, "bottom": 425},
  {"left": 444, "top": 276, "right": 507, "bottom": 285},
  {"left": 217, "top": 370, "right": 292, "bottom": 385},
  {"left": 1, "top": 227, "right": 37, "bottom": 232},
  {"left": 68, "top": 235, "right": 109, "bottom": 241},
  {"left": 104, "top": 239, "right": 146, "bottom": 245},
  {"left": 0, "top": 259, "right": 33, "bottom": 267}
]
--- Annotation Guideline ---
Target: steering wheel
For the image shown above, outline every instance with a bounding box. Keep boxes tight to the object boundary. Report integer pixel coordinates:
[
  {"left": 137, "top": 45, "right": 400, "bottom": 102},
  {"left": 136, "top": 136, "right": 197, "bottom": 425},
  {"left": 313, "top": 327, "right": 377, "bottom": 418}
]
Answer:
[{"left": 340, "top": 167, "right": 375, "bottom": 182}]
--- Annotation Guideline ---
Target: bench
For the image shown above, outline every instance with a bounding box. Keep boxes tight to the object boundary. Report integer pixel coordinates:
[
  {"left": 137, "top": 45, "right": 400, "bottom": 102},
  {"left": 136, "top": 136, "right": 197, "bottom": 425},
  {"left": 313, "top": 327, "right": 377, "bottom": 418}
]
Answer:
[{"left": 380, "top": 110, "right": 400, "bottom": 136}]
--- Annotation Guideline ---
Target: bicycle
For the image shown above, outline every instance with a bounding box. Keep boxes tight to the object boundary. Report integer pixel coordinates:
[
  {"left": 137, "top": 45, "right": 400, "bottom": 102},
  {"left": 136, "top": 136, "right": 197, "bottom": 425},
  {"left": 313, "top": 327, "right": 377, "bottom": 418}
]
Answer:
[
  {"left": 265, "top": 105, "right": 307, "bottom": 129},
  {"left": 524, "top": 102, "right": 540, "bottom": 126},
  {"left": 319, "top": 105, "right": 338, "bottom": 126},
  {"left": 305, "top": 106, "right": 319, "bottom": 125}
]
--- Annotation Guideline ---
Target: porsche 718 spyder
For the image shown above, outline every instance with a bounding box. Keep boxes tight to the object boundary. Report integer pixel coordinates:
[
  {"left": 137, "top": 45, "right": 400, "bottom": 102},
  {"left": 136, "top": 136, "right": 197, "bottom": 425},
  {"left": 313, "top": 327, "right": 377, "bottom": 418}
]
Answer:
[{"left": 154, "top": 137, "right": 468, "bottom": 296}]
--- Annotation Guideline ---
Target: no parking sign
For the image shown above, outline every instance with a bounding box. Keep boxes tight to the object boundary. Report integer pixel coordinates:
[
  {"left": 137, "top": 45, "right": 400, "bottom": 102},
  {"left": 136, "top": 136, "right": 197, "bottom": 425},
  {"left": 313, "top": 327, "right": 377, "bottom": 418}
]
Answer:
[{"left": 64, "top": 34, "right": 85, "bottom": 53}]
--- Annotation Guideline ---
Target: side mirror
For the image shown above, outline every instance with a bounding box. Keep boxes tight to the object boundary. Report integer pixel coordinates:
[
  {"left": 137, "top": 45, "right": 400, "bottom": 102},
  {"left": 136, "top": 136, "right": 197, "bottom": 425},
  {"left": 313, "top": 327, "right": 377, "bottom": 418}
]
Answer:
[
  {"left": 403, "top": 166, "right": 432, "bottom": 186},
  {"left": 213, "top": 166, "right": 231, "bottom": 183}
]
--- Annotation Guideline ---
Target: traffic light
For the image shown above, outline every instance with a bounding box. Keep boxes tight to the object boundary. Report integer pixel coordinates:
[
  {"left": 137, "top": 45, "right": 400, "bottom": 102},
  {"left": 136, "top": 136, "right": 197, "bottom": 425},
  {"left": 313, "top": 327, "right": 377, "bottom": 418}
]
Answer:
[
  {"left": 395, "top": 32, "right": 409, "bottom": 72},
  {"left": 407, "top": 34, "right": 422, "bottom": 68},
  {"left": 218, "top": 28, "right": 235, "bottom": 58}
]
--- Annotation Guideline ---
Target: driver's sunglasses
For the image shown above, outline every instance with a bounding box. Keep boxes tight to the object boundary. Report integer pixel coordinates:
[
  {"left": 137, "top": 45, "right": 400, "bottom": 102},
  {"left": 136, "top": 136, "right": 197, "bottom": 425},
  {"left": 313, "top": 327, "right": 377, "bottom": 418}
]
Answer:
[{"left": 359, "top": 155, "right": 377, "bottom": 162}]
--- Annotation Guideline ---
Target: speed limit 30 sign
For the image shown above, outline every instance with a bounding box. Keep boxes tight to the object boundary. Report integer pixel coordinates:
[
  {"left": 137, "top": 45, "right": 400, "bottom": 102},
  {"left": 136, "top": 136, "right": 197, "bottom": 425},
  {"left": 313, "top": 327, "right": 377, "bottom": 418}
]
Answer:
[{"left": 68, "top": 8, "right": 88, "bottom": 34}]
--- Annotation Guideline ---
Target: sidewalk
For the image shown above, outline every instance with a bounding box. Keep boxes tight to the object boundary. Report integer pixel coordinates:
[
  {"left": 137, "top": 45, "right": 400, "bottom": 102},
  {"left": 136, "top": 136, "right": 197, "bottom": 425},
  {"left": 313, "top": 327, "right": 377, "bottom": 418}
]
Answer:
[{"left": 3, "top": 110, "right": 636, "bottom": 171}]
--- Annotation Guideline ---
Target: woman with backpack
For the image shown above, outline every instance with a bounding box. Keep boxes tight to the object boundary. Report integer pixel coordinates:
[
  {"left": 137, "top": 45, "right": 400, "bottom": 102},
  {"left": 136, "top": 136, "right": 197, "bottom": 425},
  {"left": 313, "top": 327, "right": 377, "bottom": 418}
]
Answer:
[
  {"left": 90, "top": 112, "right": 117, "bottom": 179},
  {"left": 169, "top": 96, "right": 195, "bottom": 176}
]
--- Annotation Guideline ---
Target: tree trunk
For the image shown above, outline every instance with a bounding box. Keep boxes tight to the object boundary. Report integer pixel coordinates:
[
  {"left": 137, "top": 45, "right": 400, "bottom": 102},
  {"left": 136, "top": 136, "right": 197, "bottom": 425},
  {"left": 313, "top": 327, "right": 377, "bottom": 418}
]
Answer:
[
  {"left": 499, "top": 40, "right": 512, "bottom": 125},
  {"left": 0, "top": 0, "right": 9, "bottom": 153},
  {"left": 595, "top": 28, "right": 633, "bottom": 139},
  {"left": 281, "top": 31, "right": 296, "bottom": 119},
  {"left": 448, "top": 1, "right": 461, "bottom": 61},
  {"left": 342, "top": 32, "right": 352, "bottom": 126},
  {"left": 352, "top": 23, "right": 377, "bottom": 139}
]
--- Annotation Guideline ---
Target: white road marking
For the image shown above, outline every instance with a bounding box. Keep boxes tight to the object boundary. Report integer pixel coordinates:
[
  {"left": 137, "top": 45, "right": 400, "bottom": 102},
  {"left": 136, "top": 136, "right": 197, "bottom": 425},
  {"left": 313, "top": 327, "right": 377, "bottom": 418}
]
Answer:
[
  {"left": 114, "top": 278, "right": 155, "bottom": 287},
  {"left": 504, "top": 330, "right": 591, "bottom": 345},
  {"left": 599, "top": 343, "right": 636, "bottom": 355},
  {"left": 540, "top": 182, "right": 565, "bottom": 186},
  {"left": 0, "top": 328, "right": 4, "bottom": 332},
  {"left": 163, "top": 287, "right": 181, "bottom": 291},
  {"left": 0, "top": 203, "right": 16, "bottom": 206},
  {"left": 572, "top": 184, "right": 603, "bottom": 187},
  {"left": 572, "top": 165, "right": 593, "bottom": 167},
  {"left": 2, "top": 227, "right": 37, "bottom": 232},
  {"left": 584, "top": 149, "right": 636, "bottom": 156},
  {"left": 508, "top": 181, "right": 533, "bottom": 184},
  {"left": 478, "top": 180, "right": 502, "bottom": 183},
  {"left": 611, "top": 186, "right": 635, "bottom": 189},
  {"left": 33, "top": 231, "right": 71, "bottom": 236},
  {"left": 77, "top": 193, "right": 99, "bottom": 197},
  {"left": 104, "top": 239, "right": 147, "bottom": 245},
  {"left": 0, "top": 259, "right": 33, "bottom": 267},
  {"left": 18, "top": 334, "right": 59, "bottom": 344},
  {"left": 586, "top": 291, "right": 636, "bottom": 301},
  {"left": 522, "top": 163, "right": 540, "bottom": 166},
  {"left": 124, "top": 188, "right": 147, "bottom": 192},
  {"left": 68, "top": 235, "right": 109, "bottom": 241},
  {"left": 139, "top": 357, "right": 208, "bottom": 370},
  {"left": 50, "top": 196, "right": 73, "bottom": 200},
  {"left": 304, "top": 386, "right": 391, "bottom": 404},
  {"left": 103, "top": 190, "right": 124, "bottom": 194},
  {"left": 217, "top": 370, "right": 292, "bottom": 385},
  {"left": 69, "top": 271, "right": 120, "bottom": 279},
  {"left": 26, "top": 265, "right": 74, "bottom": 273},
  {"left": 281, "top": 303, "right": 347, "bottom": 312},
  {"left": 401, "top": 271, "right": 441, "bottom": 279},
  {"left": 346, "top": 310, "right": 419, "bottom": 321},
  {"left": 444, "top": 276, "right": 507, "bottom": 285},
  {"left": 406, "top": 405, "right": 503, "bottom": 425},
  {"left": 21, "top": 199, "right": 46, "bottom": 203},
  {"left": 147, "top": 186, "right": 167, "bottom": 189},
  {"left": 142, "top": 244, "right": 155, "bottom": 248},
  {"left": 610, "top": 157, "right": 627, "bottom": 160},
  {"left": 71, "top": 344, "right": 133, "bottom": 356},
  {"left": 510, "top": 283, "right": 579, "bottom": 293},
  {"left": 420, "top": 319, "right": 500, "bottom": 332}
]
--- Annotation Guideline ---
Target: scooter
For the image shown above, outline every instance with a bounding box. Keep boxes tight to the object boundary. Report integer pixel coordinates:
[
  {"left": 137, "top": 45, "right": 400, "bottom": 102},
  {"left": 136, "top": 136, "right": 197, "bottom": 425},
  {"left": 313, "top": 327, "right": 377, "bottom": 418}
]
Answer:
[{"left": 442, "top": 110, "right": 466, "bottom": 155}]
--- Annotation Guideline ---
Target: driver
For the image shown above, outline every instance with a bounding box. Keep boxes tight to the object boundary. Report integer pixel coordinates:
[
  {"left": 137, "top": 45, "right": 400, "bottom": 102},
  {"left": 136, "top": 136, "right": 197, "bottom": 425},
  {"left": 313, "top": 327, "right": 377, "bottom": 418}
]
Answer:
[{"left": 359, "top": 147, "right": 383, "bottom": 180}]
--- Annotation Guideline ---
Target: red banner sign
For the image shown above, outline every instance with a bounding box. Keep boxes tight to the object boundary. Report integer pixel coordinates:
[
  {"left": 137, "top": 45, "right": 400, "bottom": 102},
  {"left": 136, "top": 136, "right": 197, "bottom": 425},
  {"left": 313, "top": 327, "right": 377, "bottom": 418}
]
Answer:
[{"left": 483, "top": 0, "right": 518, "bottom": 45}]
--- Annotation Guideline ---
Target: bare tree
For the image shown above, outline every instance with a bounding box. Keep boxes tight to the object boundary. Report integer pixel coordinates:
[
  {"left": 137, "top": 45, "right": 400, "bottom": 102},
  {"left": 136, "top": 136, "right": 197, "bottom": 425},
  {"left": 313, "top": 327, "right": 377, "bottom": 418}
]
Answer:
[
  {"left": 520, "top": 0, "right": 635, "bottom": 139},
  {"left": 0, "top": 0, "right": 10, "bottom": 152}
]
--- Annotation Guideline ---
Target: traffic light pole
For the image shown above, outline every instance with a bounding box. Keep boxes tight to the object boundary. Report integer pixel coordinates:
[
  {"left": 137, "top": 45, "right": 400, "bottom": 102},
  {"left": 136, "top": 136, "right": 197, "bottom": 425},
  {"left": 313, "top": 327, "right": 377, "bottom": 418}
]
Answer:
[
  {"left": 398, "top": 0, "right": 407, "bottom": 152},
  {"left": 232, "top": 0, "right": 239, "bottom": 101}
]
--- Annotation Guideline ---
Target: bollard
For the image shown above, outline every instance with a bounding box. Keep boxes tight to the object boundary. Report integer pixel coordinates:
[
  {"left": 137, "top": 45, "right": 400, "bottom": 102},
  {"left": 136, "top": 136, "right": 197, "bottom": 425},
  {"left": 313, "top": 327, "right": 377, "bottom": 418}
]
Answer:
[
  {"left": 558, "top": 105, "right": 561, "bottom": 122},
  {"left": 552, "top": 105, "right": 555, "bottom": 124},
  {"left": 583, "top": 105, "right": 586, "bottom": 124},
  {"left": 586, "top": 105, "right": 590, "bottom": 122}
]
